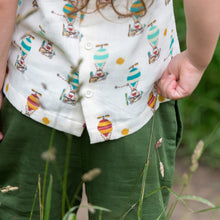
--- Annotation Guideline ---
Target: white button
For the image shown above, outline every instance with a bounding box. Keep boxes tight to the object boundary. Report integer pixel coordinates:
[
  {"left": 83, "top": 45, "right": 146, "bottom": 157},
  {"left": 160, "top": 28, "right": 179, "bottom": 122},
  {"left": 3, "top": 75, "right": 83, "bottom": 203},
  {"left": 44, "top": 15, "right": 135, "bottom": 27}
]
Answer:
[
  {"left": 85, "top": 90, "right": 93, "bottom": 98},
  {"left": 85, "top": 41, "right": 93, "bottom": 50}
]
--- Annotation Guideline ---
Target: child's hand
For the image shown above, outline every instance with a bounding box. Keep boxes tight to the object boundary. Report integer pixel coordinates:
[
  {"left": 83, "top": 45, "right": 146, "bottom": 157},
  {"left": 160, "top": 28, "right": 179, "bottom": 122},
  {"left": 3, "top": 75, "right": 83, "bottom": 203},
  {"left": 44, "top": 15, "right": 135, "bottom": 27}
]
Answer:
[
  {"left": 0, "top": 91, "right": 3, "bottom": 141},
  {"left": 157, "top": 50, "right": 205, "bottom": 100}
]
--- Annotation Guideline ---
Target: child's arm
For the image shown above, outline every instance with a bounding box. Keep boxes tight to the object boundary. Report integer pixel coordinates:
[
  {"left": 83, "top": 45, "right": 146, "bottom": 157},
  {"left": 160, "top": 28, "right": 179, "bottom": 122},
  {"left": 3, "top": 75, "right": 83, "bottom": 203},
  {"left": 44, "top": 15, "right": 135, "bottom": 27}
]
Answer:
[
  {"left": 0, "top": 0, "right": 18, "bottom": 90},
  {"left": 0, "top": 0, "right": 18, "bottom": 140},
  {"left": 157, "top": 0, "right": 220, "bottom": 100}
]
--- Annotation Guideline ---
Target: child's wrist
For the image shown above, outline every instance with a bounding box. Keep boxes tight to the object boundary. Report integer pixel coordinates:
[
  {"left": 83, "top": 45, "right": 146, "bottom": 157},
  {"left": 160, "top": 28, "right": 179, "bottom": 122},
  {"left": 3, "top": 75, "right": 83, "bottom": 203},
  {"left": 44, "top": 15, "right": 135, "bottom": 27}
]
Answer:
[{"left": 184, "top": 49, "right": 208, "bottom": 73}]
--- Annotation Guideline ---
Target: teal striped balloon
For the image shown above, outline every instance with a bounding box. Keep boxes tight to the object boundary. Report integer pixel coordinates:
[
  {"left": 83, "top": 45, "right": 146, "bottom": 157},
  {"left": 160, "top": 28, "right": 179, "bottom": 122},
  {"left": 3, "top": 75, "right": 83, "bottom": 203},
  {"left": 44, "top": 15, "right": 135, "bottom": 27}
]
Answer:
[
  {"left": 21, "top": 38, "right": 32, "bottom": 57},
  {"left": 147, "top": 25, "right": 160, "bottom": 47},
  {"left": 169, "top": 35, "right": 174, "bottom": 52},
  {"left": 68, "top": 72, "right": 79, "bottom": 91},
  {"left": 130, "top": 0, "right": 145, "bottom": 19},
  {"left": 127, "top": 67, "right": 141, "bottom": 88},
  {"left": 94, "top": 48, "right": 109, "bottom": 68},
  {"left": 63, "top": 4, "right": 77, "bottom": 22}
]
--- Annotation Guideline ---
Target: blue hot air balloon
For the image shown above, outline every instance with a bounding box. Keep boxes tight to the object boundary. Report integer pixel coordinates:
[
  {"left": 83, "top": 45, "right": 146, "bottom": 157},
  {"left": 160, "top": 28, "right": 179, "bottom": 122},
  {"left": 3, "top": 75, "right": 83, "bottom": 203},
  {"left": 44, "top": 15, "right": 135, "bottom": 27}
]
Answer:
[
  {"left": 130, "top": 0, "right": 145, "bottom": 20},
  {"left": 127, "top": 67, "right": 141, "bottom": 88},
  {"left": 147, "top": 25, "right": 160, "bottom": 48},
  {"left": 21, "top": 37, "right": 32, "bottom": 57},
  {"left": 94, "top": 47, "right": 109, "bottom": 68},
  {"left": 63, "top": 4, "right": 77, "bottom": 23},
  {"left": 68, "top": 72, "right": 79, "bottom": 91}
]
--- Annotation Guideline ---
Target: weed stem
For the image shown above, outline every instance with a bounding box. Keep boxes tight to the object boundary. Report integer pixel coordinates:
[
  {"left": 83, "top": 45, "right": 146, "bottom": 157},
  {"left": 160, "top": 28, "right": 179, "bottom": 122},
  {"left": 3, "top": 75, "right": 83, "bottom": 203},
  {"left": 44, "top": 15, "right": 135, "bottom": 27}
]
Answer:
[
  {"left": 62, "top": 134, "right": 72, "bottom": 217},
  {"left": 42, "top": 129, "right": 56, "bottom": 219}
]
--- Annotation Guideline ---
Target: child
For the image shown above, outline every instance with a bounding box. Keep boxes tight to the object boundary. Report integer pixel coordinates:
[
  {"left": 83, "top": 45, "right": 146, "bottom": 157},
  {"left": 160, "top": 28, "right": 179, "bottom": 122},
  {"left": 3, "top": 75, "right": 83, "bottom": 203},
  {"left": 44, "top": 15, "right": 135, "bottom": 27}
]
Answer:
[{"left": 0, "top": 0, "right": 219, "bottom": 219}]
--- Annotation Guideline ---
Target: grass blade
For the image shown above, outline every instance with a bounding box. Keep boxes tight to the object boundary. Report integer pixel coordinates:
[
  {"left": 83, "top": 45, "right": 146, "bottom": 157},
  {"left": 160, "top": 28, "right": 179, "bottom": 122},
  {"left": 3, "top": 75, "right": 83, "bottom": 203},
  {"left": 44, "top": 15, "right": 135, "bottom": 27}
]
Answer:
[
  {"left": 38, "top": 175, "right": 43, "bottom": 220},
  {"left": 62, "top": 134, "right": 72, "bottom": 217},
  {"left": 84, "top": 205, "right": 111, "bottom": 213},
  {"left": 156, "top": 208, "right": 166, "bottom": 220},
  {"left": 193, "top": 206, "right": 220, "bottom": 214},
  {"left": 137, "top": 161, "right": 149, "bottom": 220},
  {"left": 211, "top": 195, "right": 220, "bottom": 220},
  {"left": 120, "top": 202, "right": 138, "bottom": 220},
  {"left": 63, "top": 206, "right": 79, "bottom": 220},
  {"left": 42, "top": 129, "right": 56, "bottom": 217},
  {"left": 44, "top": 175, "right": 53, "bottom": 220},
  {"left": 99, "top": 210, "right": 103, "bottom": 220},
  {"left": 179, "top": 195, "right": 215, "bottom": 207},
  {"left": 65, "top": 213, "right": 77, "bottom": 220},
  {"left": 29, "top": 180, "right": 39, "bottom": 220}
]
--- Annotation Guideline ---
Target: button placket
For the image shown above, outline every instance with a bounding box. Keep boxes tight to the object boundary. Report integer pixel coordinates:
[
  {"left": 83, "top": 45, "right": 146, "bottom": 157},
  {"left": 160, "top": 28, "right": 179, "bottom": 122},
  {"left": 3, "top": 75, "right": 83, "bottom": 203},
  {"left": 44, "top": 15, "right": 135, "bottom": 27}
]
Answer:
[
  {"left": 85, "top": 41, "right": 93, "bottom": 50},
  {"left": 85, "top": 89, "right": 93, "bottom": 98}
]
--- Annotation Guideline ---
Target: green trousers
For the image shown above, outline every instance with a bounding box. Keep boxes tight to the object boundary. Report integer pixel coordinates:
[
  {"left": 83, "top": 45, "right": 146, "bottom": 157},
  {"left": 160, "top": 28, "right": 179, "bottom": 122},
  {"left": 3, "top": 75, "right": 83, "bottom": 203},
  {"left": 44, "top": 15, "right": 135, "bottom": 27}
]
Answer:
[{"left": 0, "top": 98, "right": 182, "bottom": 220}]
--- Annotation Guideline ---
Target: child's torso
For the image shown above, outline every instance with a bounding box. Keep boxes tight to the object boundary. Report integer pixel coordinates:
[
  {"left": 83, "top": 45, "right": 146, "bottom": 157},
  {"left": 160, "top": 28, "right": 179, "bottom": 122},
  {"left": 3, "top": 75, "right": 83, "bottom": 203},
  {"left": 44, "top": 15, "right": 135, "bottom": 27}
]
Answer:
[{"left": 4, "top": 0, "right": 180, "bottom": 143}]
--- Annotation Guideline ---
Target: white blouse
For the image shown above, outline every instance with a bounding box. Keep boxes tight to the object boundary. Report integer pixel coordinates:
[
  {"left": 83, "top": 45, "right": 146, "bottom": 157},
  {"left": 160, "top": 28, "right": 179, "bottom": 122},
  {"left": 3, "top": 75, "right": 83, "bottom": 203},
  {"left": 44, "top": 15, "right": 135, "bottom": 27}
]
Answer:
[{"left": 4, "top": 0, "right": 180, "bottom": 143}]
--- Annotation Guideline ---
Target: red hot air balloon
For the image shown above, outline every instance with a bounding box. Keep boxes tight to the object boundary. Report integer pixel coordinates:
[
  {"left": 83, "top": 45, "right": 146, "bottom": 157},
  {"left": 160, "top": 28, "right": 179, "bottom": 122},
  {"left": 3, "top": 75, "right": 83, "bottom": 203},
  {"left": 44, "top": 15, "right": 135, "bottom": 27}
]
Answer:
[{"left": 97, "top": 115, "right": 113, "bottom": 141}]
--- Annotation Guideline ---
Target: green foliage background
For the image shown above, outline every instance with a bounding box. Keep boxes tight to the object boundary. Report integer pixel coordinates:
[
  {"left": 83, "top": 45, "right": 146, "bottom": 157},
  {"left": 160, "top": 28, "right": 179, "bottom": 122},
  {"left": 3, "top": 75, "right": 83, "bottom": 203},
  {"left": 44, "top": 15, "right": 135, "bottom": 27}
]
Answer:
[{"left": 173, "top": 1, "right": 220, "bottom": 167}]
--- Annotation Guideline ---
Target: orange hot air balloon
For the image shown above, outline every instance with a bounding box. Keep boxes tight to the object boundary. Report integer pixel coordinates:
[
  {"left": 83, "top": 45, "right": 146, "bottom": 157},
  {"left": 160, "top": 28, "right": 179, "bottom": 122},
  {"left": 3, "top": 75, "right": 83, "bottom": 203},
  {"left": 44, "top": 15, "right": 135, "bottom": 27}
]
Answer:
[
  {"left": 147, "top": 92, "right": 156, "bottom": 109},
  {"left": 63, "top": 4, "right": 77, "bottom": 23},
  {"left": 97, "top": 115, "right": 113, "bottom": 141},
  {"left": 26, "top": 89, "right": 42, "bottom": 116}
]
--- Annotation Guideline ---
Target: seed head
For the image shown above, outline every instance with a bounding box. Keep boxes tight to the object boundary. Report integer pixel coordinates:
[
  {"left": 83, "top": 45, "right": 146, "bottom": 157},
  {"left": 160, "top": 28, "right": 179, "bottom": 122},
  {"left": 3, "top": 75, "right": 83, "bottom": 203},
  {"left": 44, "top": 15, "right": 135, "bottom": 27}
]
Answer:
[
  {"left": 191, "top": 140, "right": 204, "bottom": 164},
  {"left": 1, "top": 185, "right": 19, "bottom": 193},
  {"left": 182, "top": 173, "right": 189, "bottom": 187},
  {"left": 190, "top": 140, "right": 204, "bottom": 173},
  {"left": 155, "top": 138, "right": 163, "bottom": 149},
  {"left": 41, "top": 147, "right": 56, "bottom": 162},
  {"left": 9, "top": 186, "right": 19, "bottom": 192},
  {"left": 159, "top": 161, "right": 164, "bottom": 178},
  {"left": 82, "top": 168, "right": 101, "bottom": 182},
  {"left": 1, "top": 189, "right": 9, "bottom": 193},
  {"left": 190, "top": 161, "right": 199, "bottom": 173}
]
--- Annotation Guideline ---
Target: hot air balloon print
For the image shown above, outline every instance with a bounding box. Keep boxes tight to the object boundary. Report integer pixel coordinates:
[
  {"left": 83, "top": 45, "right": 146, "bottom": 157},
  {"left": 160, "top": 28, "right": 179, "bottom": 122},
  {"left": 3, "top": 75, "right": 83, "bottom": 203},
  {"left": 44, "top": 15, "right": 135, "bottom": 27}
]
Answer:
[
  {"left": 147, "top": 20, "right": 161, "bottom": 64},
  {"left": 89, "top": 44, "right": 109, "bottom": 83},
  {"left": 164, "top": 29, "right": 174, "bottom": 61},
  {"left": 147, "top": 91, "right": 157, "bottom": 109},
  {"left": 128, "top": 0, "right": 146, "bottom": 37},
  {"left": 115, "top": 63, "right": 143, "bottom": 105},
  {"left": 63, "top": 3, "right": 78, "bottom": 23},
  {"left": 51, "top": 2, "right": 84, "bottom": 39},
  {"left": 26, "top": 89, "right": 42, "bottom": 116},
  {"left": 57, "top": 68, "right": 79, "bottom": 105},
  {"left": 39, "top": 40, "right": 56, "bottom": 59},
  {"left": 14, "top": 34, "right": 35, "bottom": 73},
  {"left": 147, "top": 84, "right": 158, "bottom": 110},
  {"left": 97, "top": 115, "right": 113, "bottom": 141},
  {"left": 38, "top": 26, "right": 56, "bottom": 59}
]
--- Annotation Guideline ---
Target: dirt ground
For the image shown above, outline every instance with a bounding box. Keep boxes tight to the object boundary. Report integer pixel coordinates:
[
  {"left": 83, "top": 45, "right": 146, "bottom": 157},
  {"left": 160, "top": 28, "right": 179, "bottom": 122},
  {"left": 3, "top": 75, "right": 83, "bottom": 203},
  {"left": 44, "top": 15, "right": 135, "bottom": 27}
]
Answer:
[
  {"left": 77, "top": 157, "right": 220, "bottom": 220},
  {"left": 169, "top": 157, "right": 220, "bottom": 220}
]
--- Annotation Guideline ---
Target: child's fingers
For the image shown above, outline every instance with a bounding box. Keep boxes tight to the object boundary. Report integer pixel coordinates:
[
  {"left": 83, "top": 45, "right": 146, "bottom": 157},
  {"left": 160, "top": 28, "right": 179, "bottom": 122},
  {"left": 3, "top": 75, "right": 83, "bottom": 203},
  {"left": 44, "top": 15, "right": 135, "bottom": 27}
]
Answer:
[
  {"left": 157, "top": 71, "right": 177, "bottom": 99},
  {"left": 167, "top": 82, "right": 188, "bottom": 100},
  {"left": 158, "top": 75, "right": 191, "bottom": 100},
  {"left": 158, "top": 73, "right": 195, "bottom": 100}
]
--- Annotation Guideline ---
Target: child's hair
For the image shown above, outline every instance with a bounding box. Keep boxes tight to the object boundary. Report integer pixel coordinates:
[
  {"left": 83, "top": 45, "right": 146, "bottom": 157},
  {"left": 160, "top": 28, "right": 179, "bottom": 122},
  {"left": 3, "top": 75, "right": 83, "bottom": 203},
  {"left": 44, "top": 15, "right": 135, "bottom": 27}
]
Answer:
[{"left": 68, "top": 0, "right": 154, "bottom": 18}]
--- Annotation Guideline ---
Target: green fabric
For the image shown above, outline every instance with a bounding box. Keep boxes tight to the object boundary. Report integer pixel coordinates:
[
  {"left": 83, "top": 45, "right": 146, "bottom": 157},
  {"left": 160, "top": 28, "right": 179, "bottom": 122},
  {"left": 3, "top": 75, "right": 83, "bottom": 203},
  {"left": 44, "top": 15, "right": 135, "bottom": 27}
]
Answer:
[{"left": 0, "top": 98, "right": 182, "bottom": 220}]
